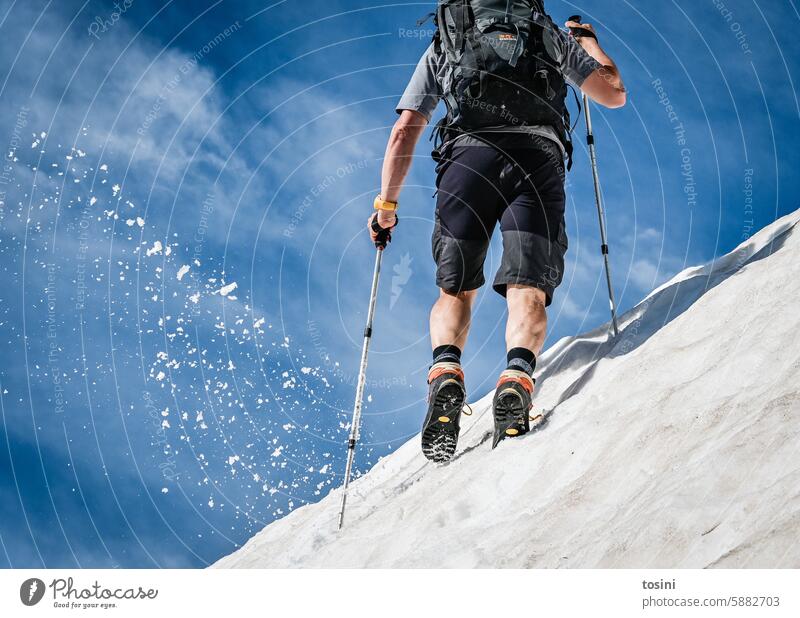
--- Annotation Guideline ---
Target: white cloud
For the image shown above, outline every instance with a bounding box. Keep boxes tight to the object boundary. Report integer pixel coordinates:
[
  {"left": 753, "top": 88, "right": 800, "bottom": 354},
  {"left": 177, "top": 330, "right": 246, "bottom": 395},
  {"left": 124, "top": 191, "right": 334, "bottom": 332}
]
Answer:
[{"left": 628, "top": 258, "right": 661, "bottom": 291}]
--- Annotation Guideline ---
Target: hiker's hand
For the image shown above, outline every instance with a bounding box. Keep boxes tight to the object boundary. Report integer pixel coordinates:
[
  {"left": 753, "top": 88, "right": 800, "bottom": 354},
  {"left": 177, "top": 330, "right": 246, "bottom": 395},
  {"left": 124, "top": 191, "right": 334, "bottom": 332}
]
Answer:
[
  {"left": 368, "top": 212, "right": 398, "bottom": 249},
  {"left": 565, "top": 20, "right": 597, "bottom": 43}
]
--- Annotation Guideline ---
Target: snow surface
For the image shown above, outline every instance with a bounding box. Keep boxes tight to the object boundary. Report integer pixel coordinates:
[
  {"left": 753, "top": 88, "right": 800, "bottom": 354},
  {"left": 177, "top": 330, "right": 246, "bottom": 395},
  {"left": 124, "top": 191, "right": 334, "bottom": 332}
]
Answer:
[{"left": 214, "top": 211, "right": 800, "bottom": 568}]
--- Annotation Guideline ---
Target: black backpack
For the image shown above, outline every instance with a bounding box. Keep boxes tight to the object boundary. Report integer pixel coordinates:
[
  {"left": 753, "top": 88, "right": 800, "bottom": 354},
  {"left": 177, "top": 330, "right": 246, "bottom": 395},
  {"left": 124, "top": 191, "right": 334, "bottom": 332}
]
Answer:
[{"left": 430, "top": 0, "right": 573, "bottom": 164}]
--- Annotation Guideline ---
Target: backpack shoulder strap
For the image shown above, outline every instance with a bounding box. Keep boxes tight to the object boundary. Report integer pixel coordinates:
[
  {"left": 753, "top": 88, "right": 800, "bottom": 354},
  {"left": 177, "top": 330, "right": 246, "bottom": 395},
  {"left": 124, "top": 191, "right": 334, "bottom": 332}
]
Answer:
[{"left": 436, "top": 0, "right": 472, "bottom": 63}]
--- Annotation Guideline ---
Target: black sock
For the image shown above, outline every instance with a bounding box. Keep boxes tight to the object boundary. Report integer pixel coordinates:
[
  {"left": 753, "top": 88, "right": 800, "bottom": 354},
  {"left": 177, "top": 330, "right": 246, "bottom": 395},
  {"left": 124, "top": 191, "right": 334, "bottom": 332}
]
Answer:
[
  {"left": 506, "top": 347, "right": 536, "bottom": 376},
  {"left": 433, "top": 344, "right": 462, "bottom": 365}
]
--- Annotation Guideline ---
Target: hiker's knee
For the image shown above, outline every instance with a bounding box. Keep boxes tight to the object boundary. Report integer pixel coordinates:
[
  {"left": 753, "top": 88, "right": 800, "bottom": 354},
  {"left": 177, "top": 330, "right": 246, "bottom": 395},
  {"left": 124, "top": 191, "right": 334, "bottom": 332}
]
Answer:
[
  {"left": 438, "top": 287, "right": 477, "bottom": 305},
  {"left": 506, "top": 284, "right": 547, "bottom": 312}
]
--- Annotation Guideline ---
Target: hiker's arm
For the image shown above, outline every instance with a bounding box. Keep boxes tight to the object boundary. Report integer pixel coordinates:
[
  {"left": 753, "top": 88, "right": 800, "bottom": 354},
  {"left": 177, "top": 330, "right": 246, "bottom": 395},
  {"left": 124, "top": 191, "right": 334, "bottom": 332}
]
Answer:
[
  {"left": 367, "top": 110, "right": 427, "bottom": 246},
  {"left": 381, "top": 110, "right": 427, "bottom": 207},
  {"left": 374, "top": 110, "right": 428, "bottom": 229},
  {"left": 566, "top": 21, "right": 626, "bottom": 109}
]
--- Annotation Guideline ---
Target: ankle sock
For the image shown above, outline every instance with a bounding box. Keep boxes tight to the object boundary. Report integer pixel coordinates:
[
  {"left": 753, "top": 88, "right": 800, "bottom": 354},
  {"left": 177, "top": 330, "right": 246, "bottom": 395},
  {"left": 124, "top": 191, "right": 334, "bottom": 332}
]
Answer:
[
  {"left": 432, "top": 344, "right": 462, "bottom": 366},
  {"left": 506, "top": 347, "right": 536, "bottom": 376}
]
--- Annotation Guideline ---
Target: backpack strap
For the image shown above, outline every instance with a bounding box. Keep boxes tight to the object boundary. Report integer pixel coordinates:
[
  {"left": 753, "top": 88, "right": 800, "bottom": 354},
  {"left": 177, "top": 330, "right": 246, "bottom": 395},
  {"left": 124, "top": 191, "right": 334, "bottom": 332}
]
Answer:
[
  {"left": 437, "top": 0, "right": 471, "bottom": 63},
  {"left": 437, "top": 1, "right": 454, "bottom": 61},
  {"left": 452, "top": 0, "right": 468, "bottom": 56},
  {"left": 528, "top": 9, "right": 549, "bottom": 28},
  {"left": 416, "top": 11, "right": 435, "bottom": 26}
]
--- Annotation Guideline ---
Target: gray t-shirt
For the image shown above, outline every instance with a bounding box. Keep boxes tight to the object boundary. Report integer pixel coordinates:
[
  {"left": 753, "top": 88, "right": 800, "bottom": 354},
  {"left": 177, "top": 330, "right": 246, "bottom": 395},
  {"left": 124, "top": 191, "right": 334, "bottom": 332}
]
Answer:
[{"left": 396, "top": 27, "right": 601, "bottom": 154}]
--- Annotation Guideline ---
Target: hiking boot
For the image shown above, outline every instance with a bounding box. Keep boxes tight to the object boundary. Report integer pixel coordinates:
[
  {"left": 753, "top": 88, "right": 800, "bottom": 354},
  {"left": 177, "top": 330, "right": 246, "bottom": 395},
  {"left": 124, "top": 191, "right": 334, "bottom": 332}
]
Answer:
[
  {"left": 421, "top": 362, "right": 466, "bottom": 463},
  {"left": 492, "top": 369, "right": 535, "bottom": 448}
]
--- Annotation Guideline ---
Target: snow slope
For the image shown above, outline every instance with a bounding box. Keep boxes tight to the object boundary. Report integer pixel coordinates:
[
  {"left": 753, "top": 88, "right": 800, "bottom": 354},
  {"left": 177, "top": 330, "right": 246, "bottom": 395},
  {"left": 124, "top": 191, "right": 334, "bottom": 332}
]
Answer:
[{"left": 214, "top": 211, "right": 800, "bottom": 568}]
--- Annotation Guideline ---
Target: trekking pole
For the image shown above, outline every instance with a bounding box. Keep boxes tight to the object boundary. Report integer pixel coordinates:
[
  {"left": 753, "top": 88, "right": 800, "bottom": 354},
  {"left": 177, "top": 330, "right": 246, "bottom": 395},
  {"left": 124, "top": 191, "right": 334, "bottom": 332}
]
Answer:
[
  {"left": 337, "top": 247, "right": 383, "bottom": 530},
  {"left": 569, "top": 15, "right": 620, "bottom": 337},
  {"left": 584, "top": 97, "right": 620, "bottom": 337}
]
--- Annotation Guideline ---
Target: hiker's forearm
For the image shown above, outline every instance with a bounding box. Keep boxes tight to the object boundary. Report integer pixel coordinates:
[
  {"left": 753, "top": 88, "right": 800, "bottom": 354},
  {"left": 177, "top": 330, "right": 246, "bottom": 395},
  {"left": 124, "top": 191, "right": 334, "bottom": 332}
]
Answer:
[
  {"left": 380, "top": 111, "right": 427, "bottom": 203},
  {"left": 580, "top": 39, "right": 625, "bottom": 93},
  {"left": 380, "top": 138, "right": 415, "bottom": 203}
]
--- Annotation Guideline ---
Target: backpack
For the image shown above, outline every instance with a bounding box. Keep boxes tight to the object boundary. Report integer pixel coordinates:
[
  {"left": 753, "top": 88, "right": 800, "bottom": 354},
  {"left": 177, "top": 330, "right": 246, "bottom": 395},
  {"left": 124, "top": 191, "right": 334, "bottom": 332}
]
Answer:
[{"left": 430, "top": 0, "right": 574, "bottom": 165}]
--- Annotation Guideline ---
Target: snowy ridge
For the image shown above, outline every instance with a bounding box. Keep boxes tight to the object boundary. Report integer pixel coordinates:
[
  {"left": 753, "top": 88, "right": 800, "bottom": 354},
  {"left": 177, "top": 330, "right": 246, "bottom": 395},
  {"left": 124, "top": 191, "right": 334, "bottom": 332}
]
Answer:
[{"left": 214, "top": 210, "right": 800, "bottom": 568}]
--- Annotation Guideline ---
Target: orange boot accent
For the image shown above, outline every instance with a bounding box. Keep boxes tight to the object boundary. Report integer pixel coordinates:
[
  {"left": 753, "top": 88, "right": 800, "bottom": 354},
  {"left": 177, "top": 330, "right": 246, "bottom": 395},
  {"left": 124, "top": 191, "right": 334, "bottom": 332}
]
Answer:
[
  {"left": 427, "top": 361, "right": 464, "bottom": 384},
  {"left": 495, "top": 369, "right": 534, "bottom": 393}
]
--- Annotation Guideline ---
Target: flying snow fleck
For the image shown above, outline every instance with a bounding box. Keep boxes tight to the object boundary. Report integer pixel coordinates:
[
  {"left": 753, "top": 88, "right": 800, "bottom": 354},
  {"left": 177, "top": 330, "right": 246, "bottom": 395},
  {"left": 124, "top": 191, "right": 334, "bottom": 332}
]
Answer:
[
  {"left": 146, "top": 241, "right": 163, "bottom": 256},
  {"left": 176, "top": 264, "right": 190, "bottom": 281},
  {"left": 217, "top": 281, "right": 238, "bottom": 297}
]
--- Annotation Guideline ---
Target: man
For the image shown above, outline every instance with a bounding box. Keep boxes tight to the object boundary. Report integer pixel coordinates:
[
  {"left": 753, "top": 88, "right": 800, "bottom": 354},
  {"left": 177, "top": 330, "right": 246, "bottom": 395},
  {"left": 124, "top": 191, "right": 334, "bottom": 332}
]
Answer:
[{"left": 368, "top": 2, "right": 626, "bottom": 461}]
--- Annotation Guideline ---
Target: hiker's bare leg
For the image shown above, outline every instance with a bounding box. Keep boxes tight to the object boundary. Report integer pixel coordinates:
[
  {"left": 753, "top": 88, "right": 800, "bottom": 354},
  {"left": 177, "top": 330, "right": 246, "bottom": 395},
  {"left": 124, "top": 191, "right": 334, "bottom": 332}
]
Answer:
[
  {"left": 505, "top": 284, "right": 548, "bottom": 355},
  {"left": 430, "top": 289, "right": 477, "bottom": 351}
]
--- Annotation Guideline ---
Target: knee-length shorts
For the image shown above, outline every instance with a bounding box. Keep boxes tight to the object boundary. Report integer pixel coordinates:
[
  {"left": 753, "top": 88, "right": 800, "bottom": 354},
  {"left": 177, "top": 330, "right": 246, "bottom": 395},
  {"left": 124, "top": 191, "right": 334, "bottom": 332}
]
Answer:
[{"left": 432, "top": 139, "right": 568, "bottom": 306}]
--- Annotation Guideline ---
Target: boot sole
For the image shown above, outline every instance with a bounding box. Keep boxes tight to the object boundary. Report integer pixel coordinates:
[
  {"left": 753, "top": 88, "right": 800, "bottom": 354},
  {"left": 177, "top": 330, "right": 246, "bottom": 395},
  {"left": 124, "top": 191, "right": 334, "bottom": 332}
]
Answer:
[
  {"left": 492, "top": 388, "right": 530, "bottom": 449},
  {"left": 421, "top": 380, "right": 465, "bottom": 463}
]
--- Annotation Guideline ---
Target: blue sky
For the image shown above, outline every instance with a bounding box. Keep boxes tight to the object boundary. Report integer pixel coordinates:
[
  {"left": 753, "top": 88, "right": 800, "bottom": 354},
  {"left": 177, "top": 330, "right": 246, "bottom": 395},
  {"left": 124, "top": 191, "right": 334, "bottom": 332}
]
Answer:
[{"left": 0, "top": 0, "right": 797, "bottom": 567}]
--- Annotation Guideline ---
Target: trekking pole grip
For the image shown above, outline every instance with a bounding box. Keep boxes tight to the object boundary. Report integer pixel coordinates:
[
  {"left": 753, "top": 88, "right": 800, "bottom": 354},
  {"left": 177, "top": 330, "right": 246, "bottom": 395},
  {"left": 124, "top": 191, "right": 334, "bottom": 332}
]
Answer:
[{"left": 567, "top": 14, "right": 597, "bottom": 40}]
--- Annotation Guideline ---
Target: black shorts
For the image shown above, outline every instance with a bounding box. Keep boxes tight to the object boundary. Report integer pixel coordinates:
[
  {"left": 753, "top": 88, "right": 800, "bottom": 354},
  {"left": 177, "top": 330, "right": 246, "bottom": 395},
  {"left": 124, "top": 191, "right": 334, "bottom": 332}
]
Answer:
[{"left": 432, "top": 139, "right": 568, "bottom": 305}]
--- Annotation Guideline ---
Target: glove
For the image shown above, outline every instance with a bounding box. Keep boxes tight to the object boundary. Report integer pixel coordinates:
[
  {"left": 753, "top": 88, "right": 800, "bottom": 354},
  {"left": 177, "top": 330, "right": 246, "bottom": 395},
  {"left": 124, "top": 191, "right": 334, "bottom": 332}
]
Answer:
[
  {"left": 566, "top": 17, "right": 598, "bottom": 40},
  {"left": 369, "top": 212, "right": 398, "bottom": 250}
]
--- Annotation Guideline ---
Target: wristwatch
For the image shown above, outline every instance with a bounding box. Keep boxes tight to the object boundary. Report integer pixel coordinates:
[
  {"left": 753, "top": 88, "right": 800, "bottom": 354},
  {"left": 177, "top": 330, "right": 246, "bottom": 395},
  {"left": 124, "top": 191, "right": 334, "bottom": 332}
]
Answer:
[{"left": 373, "top": 195, "right": 398, "bottom": 212}]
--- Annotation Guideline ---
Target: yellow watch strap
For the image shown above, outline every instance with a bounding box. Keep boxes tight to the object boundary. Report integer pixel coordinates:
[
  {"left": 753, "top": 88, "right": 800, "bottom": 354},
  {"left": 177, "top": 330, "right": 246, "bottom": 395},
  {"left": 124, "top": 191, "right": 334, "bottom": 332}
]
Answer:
[{"left": 374, "top": 195, "right": 398, "bottom": 212}]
